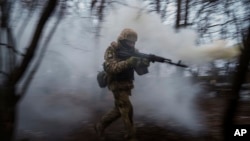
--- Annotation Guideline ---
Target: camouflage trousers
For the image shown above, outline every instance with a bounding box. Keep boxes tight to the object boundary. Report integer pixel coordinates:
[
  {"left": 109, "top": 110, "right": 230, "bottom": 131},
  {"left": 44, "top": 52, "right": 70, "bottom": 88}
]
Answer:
[{"left": 98, "top": 89, "right": 136, "bottom": 138}]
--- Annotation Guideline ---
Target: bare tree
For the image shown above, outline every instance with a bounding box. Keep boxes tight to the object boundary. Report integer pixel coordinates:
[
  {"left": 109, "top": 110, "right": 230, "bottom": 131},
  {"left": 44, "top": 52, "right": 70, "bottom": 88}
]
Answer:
[
  {"left": 175, "top": 0, "right": 182, "bottom": 29},
  {"left": 0, "top": 0, "right": 58, "bottom": 140},
  {"left": 174, "top": 0, "right": 192, "bottom": 29},
  {"left": 222, "top": 26, "right": 250, "bottom": 141}
]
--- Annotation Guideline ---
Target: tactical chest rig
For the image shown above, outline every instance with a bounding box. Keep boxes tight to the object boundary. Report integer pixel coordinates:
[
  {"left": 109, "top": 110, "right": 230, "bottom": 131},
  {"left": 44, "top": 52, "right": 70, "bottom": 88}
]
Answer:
[
  {"left": 97, "top": 43, "right": 135, "bottom": 88},
  {"left": 111, "top": 46, "right": 135, "bottom": 81}
]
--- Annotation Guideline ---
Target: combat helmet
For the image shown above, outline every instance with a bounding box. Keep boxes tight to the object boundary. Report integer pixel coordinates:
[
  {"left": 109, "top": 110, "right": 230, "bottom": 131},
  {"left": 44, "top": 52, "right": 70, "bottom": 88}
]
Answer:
[{"left": 118, "top": 28, "right": 138, "bottom": 42}]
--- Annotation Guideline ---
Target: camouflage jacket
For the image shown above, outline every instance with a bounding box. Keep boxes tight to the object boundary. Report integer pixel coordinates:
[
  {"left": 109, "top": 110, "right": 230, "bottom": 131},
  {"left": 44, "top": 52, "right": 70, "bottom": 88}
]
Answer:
[{"left": 103, "top": 41, "right": 137, "bottom": 91}]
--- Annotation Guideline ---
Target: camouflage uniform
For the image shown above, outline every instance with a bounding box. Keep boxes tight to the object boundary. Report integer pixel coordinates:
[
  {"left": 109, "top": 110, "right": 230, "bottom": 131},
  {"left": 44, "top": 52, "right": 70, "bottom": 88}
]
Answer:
[{"left": 95, "top": 29, "right": 138, "bottom": 140}]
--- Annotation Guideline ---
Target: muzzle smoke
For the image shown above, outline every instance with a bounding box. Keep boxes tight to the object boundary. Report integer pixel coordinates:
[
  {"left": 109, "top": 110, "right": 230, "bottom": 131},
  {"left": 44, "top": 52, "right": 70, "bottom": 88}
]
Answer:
[{"left": 177, "top": 40, "right": 241, "bottom": 64}]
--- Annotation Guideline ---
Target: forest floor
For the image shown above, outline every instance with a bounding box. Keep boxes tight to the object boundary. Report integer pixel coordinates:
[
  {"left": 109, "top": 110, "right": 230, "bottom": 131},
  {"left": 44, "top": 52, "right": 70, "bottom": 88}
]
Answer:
[
  {"left": 18, "top": 92, "right": 250, "bottom": 141},
  {"left": 63, "top": 93, "right": 250, "bottom": 141}
]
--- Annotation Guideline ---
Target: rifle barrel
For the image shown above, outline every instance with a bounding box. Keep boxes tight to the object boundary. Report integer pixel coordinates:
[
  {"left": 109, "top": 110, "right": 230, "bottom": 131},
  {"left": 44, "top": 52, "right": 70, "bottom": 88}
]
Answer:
[
  {"left": 118, "top": 50, "right": 188, "bottom": 68},
  {"left": 163, "top": 60, "right": 188, "bottom": 68}
]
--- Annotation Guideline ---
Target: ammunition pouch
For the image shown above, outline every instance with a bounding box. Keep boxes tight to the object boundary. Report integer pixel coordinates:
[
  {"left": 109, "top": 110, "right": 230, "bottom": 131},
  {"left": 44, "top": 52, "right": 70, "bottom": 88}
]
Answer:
[
  {"left": 134, "top": 66, "right": 149, "bottom": 75},
  {"left": 97, "top": 70, "right": 108, "bottom": 88}
]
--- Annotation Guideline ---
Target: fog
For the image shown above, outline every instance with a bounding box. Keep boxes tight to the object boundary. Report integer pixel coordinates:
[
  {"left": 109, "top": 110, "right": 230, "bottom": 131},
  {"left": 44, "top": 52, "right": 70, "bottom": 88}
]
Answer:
[{"left": 15, "top": 0, "right": 240, "bottom": 140}]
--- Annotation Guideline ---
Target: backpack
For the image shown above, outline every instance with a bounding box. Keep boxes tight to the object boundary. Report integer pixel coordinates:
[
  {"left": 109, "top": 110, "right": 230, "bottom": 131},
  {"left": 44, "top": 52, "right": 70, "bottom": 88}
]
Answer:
[{"left": 97, "top": 70, "right": 108, "bottom": 88}]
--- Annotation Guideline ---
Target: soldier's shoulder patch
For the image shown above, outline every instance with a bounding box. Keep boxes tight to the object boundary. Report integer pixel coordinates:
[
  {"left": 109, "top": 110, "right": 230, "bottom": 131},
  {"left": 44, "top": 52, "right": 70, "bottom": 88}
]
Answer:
[{"left": 107, "top": 52, "right": 113, "bottom": 58}]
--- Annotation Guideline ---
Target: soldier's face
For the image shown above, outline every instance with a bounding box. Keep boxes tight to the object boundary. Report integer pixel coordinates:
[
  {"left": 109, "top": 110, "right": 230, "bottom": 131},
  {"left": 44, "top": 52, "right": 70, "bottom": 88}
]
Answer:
[{"left": 125, "top": 40, "right": 136, "bottom": 48}]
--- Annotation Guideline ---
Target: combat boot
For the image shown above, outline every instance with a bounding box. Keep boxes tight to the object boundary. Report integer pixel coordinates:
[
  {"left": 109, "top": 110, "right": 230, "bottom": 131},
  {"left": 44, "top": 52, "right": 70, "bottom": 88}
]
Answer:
[
  {"left": 124, "top": 126, "right": 137, "bottom": 141},
  {"left": 94, "top": 123, "right": 105, "bottom": 141}
]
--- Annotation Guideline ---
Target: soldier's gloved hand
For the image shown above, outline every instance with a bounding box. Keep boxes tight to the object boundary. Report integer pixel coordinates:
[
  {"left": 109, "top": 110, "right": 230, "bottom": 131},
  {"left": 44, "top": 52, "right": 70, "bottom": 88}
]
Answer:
[
  {"left": 139, "top": 58, "right": 150, "bottom": 67},
  {"left": 126, "top": 57, "right": 140, "bottom": 67}
]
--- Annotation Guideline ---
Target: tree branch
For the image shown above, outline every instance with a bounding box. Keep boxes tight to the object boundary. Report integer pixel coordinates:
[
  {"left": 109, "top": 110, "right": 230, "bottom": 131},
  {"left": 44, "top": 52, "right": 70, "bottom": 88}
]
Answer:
[
  {"left": 8, "top": 0, "right": 58, "bottom": 86},
  {"left": 0, "top": 71, "right": 9, "bottom": 77},
  {"left": 18, "top": 2, "right": 63, "bottom": 99}
]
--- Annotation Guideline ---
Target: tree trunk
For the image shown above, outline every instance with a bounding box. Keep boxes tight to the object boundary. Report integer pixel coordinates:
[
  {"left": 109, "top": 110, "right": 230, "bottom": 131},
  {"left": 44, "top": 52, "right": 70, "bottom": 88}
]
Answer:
[
  {"left": 184, "top": 0, "right": 189, "bottom": 25},
  {"left": 0, "top": 86, "right": 17, "bottom": 141},
  {"left": 156, "top": 0, "right": 160, "bottom": 14},
  {"left": 175, "top": 0, "right": 182, "bottom": 29},
  {"left": 0, "top": 0, "right": 58, "bottom": 140},
  {"left": 222, "top": 27, "right": 250, "bottom": 141}
]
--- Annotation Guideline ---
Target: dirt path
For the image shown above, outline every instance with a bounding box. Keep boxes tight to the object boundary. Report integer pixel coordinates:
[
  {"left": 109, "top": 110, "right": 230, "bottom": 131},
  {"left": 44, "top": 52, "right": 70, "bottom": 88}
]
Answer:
[
  {"left": 16, "top": 94, "right": 250, "bottom": 141},
  {"left": 65, "top": 96, "right": 250, "bottom": 141}
]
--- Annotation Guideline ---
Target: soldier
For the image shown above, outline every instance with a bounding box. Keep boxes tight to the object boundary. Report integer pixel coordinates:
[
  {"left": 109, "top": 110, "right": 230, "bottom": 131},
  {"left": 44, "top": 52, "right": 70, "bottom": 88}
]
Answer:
[{"left": 95, "top": 28, "right": 150, "bottom": 141}]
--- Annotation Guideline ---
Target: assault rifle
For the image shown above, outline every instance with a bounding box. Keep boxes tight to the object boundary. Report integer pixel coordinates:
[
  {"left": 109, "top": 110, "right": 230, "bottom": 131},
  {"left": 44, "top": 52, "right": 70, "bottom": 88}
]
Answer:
[{"left": 117, "top": 50, "right": 188, "bottom": 68}]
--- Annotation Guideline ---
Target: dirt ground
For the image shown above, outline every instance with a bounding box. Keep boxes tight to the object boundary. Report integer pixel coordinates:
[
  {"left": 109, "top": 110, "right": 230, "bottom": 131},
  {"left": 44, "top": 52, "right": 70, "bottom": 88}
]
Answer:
[
  {"left": 62, "top": 94, "right": 250, "bottom": 141},
  {"left": 16, "top": 92, "right": 250, "bottom": 141}
]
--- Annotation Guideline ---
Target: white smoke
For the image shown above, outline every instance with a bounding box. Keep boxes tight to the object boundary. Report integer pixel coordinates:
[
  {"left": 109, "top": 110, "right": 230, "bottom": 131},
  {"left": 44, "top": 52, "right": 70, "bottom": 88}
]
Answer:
[
  {"left": 178, "top": 40, "right": 241, "bottom": 64},
  {"left": 100, "top": 1, "right": 240, "bottom": 63},
  {"left": 16, "top": 11, "right": 99, "bottom": 140},
  {"left": 98, "top": 0, "right": 241, "bottom": 133}
]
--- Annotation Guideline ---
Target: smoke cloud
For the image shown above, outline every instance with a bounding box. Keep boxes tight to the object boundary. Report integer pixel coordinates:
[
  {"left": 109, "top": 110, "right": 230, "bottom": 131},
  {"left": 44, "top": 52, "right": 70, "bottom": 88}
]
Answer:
[
  {"left": 16, "top": 0, "right": 241, "bottom": 140},
  {"left": 100, "top": 1, "right": 240, "bottom": 64},
  {"left": 178, "top": 40, "right": 241, "bottom": 64}
]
